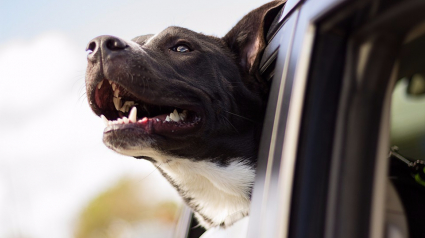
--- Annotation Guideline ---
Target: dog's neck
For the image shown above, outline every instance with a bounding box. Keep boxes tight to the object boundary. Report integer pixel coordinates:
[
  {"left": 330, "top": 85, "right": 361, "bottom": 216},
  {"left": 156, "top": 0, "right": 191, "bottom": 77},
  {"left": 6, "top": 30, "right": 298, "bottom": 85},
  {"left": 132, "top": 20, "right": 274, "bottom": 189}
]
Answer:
[{"left": 115, "top": 145, "right": 255, "bottom": 228}]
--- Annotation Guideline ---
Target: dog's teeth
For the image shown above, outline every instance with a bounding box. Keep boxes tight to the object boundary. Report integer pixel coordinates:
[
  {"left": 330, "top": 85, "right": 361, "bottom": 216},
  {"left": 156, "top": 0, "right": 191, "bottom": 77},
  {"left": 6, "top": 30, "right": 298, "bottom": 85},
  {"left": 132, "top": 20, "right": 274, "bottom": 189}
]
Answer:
[
  {"left": 114, "top": 89, "right": 120, "bottom": 98},
  {"left": 108, "top": 80, "right": 112, "bottom": 85},
  {"left": 122, "top": 117, "right": 129, "bottom": 124},
  {"left": 112, "top": 83, "right": 117, "bottom": 91},
  {"left": 169, "top": 114, "right": 178, "bottom": 122},
  {"left": 113, "top": 97, "right": 122, "bottom": 111},
  {"left": 97, "top": 81, "right": 104, "bottom": 89},
  {"left": 129, "top": 107, "right": 137, "bottom": 122},
  {"left": 100, "top": 115, "right": 108, "bottom": 126},
  {"left": 165, "top": 115, "right": 171, "bottom": 122},
  {"left": 170, "top": 109, "right": 180, "bottom": 122},
  {"left": 179, "top": 110, "right": 187, "bottom": 121}
]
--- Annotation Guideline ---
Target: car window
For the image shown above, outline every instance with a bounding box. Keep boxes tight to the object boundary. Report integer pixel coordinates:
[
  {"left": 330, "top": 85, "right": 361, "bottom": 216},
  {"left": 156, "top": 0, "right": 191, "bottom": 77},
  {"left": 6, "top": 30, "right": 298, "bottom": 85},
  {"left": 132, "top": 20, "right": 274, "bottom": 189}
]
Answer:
[
  {"left": 389, "top": 22, "right": 425, "bottom": 238},
  {"left": 391, "top": 77, "right": 425, "bottom": 160}
]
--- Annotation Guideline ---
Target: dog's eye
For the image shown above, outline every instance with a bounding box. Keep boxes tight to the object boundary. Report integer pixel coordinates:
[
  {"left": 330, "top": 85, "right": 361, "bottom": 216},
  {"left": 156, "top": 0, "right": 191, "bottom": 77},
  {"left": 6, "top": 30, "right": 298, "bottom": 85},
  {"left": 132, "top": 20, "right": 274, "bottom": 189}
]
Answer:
[{"left": 171, "top": 45, "right": 190, "bottom": 53}]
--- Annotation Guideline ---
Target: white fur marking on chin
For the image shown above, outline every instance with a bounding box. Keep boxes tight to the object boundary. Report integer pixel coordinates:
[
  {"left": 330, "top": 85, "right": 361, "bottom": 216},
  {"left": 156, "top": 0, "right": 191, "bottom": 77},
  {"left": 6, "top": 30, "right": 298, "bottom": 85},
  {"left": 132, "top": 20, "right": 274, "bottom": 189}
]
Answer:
[{"left": 111, "top": 145, "right": 255, "bottom": 228}]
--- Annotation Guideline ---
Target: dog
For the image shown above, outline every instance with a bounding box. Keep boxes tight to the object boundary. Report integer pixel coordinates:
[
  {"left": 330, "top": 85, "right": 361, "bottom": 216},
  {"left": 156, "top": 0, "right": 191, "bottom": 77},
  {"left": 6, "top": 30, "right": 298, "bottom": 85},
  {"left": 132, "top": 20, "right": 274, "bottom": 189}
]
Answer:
[{"left": 85, "top": 0, "right": 285, "bottom": 229}]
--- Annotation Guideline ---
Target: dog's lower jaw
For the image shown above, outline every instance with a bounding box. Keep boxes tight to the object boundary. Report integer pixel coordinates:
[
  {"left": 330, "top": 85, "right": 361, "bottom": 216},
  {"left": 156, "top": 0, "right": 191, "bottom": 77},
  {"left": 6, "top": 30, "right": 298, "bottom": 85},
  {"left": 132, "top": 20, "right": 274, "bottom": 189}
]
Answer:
[{"left": 106, "top": 143, "right": 255, "bottom": 229}]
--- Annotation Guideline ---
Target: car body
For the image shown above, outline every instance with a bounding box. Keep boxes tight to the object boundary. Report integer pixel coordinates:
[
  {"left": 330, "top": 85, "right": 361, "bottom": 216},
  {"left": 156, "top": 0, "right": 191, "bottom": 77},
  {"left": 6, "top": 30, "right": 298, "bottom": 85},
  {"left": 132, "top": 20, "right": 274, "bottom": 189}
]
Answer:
[{"left": 176, "top": 0, "right": 425, "bottom": 237}]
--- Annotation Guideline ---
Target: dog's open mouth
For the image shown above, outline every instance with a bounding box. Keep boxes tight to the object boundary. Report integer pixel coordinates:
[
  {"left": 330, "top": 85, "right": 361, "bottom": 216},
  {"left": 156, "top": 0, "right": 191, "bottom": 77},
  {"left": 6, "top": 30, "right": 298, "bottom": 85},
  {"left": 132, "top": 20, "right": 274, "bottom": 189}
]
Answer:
[{"left": 93, "top": 79, "right": 202, "bottom": 136}]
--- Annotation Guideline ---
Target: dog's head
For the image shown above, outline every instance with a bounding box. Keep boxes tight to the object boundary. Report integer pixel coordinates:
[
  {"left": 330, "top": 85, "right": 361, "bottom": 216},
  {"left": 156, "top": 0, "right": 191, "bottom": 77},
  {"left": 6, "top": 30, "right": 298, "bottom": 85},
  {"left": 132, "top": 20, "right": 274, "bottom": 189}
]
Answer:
[{"left": 85, "top": 1, "right": 284, "bottom": 165}]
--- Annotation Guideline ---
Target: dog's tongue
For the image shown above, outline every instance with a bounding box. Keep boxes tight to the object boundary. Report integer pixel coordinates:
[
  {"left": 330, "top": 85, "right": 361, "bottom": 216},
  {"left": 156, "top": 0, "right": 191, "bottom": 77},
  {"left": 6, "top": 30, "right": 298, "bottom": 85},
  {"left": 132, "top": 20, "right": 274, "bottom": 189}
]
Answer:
[{"left": 94, "top": 81, "right": 114, "bottom": 111}]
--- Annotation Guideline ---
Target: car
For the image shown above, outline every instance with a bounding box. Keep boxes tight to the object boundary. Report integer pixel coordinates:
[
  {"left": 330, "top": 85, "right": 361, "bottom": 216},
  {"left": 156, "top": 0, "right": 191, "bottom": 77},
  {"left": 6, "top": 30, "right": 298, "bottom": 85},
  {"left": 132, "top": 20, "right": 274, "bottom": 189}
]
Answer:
[{"left": 175, "top": 0, "right": 425, "bottom": 237}]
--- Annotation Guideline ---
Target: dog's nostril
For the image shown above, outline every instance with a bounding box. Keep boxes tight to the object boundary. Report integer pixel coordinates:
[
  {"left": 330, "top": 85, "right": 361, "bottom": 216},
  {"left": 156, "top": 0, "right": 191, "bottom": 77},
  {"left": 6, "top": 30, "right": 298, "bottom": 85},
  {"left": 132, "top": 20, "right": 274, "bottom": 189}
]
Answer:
[
  {"left": 86, "top": 42, "right": 97, "bottom": 53},
  {"left": 86, "top": 36, "right": 127, "bottom": 62},
  {"left": 105, "top": 38, "right": 128, "bottom": 51}
]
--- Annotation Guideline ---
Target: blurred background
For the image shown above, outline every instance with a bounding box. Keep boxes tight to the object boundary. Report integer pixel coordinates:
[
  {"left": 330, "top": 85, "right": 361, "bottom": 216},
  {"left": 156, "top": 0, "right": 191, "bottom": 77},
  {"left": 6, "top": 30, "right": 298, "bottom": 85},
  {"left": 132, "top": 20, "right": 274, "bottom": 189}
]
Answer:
[{"left": 0, "top": 0, "right": 264, "bottom": 237}]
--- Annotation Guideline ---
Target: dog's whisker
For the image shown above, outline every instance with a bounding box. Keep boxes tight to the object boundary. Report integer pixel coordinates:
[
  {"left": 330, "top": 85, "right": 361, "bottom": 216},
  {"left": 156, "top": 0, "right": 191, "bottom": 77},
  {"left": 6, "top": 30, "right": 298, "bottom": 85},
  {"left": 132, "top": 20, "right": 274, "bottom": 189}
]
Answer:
[
  {"left": 76, "top": 82, "right": 87, "bottom": 98},
  {"left": 78, "top": 83, "right": 86, "bottom": 90},
  {"left": 78, "top": 91, "right": 86, "bottom": 102},
  {"left": 137, "top": 162, "right": 164, "bottom": 183},
  {"left": 71, "top": 74, "right": 86, "bottom": 88},
  {"left": 221, "top": 116, "right": 239, "bottom": 133},
  {"left": 220, "top": 109, "right": 256, "bottom": 123},
  {"left": 78, "top": 92, "right": 87, "bottom": 102}
]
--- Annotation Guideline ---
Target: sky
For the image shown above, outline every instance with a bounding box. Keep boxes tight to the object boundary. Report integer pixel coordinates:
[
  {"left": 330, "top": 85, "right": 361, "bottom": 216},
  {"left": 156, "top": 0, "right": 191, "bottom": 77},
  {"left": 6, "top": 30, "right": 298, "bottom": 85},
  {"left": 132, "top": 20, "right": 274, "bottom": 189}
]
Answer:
[{"left": 0, "top": 0, "right": 266, "bottom": 237}]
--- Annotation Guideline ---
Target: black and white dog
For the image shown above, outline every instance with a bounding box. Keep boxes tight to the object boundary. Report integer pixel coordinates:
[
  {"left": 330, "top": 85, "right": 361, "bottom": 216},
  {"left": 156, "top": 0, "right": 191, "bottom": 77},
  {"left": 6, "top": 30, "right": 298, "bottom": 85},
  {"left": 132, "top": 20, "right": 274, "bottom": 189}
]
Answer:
[{"left": 85, "top": 0, "right": 285, "bottom": 229}]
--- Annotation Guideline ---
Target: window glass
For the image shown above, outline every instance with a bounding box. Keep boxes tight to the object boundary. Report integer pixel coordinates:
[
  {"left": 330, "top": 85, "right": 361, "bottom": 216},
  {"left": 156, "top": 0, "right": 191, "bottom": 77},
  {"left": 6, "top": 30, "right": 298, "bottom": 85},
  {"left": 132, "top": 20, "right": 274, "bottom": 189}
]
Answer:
[{"left": 391, "top": 76, "right": 425, "bottom": 160}]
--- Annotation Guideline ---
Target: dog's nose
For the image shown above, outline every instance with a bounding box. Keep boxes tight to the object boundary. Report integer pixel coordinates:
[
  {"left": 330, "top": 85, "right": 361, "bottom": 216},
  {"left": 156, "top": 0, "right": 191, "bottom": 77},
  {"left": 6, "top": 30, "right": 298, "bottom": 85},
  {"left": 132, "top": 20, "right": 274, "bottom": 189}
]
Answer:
[{"left": 86, "top": 35, "right": 128, "bottom": 62}]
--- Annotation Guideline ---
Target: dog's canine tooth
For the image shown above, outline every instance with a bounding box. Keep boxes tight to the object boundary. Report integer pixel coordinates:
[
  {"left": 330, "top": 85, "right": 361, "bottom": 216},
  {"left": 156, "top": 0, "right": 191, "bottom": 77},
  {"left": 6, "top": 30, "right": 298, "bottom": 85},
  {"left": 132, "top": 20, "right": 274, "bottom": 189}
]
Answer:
[
  {"left": 97, "top": 80, "right": 104, "bottom": 89},
  {"left": 129, "top": 107, "right": 137, "bottom": 122},
  {"left": 100, "top": 115, "right": 108, "bottom": 126},
  {"left": 112, "top": 83, "right": 117, "bottom": 91},
  {"left": 108, "top": 80, "right": 112, "bottom": 85},
  {"left": 113, "top": 97, "right": 122, "bottom": 111},
  {"left": 114, "top": 88, "right": 120, "bottom": 98}
]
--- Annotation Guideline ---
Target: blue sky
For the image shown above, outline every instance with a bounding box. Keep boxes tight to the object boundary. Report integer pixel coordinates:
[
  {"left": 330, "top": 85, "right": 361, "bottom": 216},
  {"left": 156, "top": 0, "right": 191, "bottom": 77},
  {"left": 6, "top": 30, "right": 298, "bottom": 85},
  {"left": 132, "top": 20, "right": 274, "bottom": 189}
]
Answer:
[
  {"left": 0, "top": 0, "right": 265, "bottom": 237},
  {"left": 1, "top": 0, "right": 265, "bottom": 46}
]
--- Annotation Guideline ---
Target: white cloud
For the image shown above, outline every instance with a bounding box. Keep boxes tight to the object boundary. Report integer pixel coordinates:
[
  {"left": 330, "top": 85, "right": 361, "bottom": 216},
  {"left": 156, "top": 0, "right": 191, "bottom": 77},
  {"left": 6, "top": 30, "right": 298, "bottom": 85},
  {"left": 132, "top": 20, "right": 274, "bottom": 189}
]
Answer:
[{"left": 0, "top": 32, "right": 83, "bottom": 108}]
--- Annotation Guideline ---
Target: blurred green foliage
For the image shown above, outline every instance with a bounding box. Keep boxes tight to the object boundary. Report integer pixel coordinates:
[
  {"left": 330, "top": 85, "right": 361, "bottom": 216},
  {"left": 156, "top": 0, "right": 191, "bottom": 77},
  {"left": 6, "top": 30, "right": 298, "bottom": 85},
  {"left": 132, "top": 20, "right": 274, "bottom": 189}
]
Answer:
[{"left": 74, "top": 177, "right": 179, "bottom": 238}]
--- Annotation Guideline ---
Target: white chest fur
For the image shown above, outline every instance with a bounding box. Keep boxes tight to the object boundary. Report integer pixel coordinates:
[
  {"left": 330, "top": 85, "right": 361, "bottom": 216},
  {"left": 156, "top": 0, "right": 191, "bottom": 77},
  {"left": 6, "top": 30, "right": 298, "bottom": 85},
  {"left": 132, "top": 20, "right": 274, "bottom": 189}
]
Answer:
[{"left": 158, "top": 158, "right": 255, "bottom": 228}]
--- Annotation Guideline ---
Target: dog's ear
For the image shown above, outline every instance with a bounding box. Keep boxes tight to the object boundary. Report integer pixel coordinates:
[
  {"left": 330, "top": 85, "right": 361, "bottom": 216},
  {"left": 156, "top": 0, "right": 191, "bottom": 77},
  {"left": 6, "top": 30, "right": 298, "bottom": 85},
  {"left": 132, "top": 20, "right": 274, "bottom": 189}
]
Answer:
[{"left": 223, "top": 1, "right": 285, "bottom": 75}]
